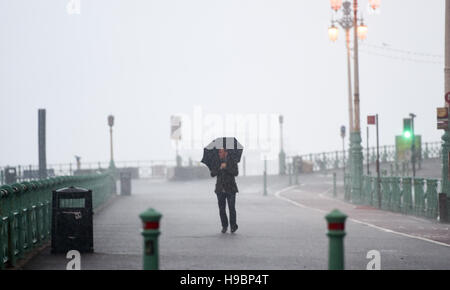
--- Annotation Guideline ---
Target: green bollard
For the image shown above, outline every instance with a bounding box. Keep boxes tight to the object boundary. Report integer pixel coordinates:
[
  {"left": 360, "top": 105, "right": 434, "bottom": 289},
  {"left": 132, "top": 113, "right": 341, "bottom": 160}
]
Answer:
[
  {"left": 333, "top": 172, "right": 337, "bottom": 197},
  {"left": 325, "top": 209, "right": 347, "bottom": 270},
  {"left": 140, "top": 208, "right": 162, "bottom": 270}
]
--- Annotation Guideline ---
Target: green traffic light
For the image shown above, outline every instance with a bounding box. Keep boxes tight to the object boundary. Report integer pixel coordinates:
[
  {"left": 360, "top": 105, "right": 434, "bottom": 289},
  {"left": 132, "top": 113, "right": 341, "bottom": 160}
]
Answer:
[{"left": 403, "top": 118, "right": 412, "bottom": 139}]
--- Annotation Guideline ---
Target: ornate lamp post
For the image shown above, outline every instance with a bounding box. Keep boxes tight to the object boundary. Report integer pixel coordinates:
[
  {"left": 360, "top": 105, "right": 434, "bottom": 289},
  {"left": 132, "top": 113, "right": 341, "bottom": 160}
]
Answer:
[
  {"left": 329, "top": 0, "right": 380, "bottom": 203},
  {"left": 328, "top": 1, "right": 356, "bottom": 176},
  {"left": 441, "top": 0, "right": 450, "bottom": 198},
  {"left": 108, "top": 115, "right": 116, "bottom": 169}
]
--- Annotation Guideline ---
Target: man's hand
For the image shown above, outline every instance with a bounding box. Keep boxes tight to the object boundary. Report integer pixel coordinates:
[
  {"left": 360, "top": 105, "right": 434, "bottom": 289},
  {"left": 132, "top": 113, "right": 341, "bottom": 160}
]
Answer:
[{"left": 220, "top": 162, "right": 227, "bottom": 169}]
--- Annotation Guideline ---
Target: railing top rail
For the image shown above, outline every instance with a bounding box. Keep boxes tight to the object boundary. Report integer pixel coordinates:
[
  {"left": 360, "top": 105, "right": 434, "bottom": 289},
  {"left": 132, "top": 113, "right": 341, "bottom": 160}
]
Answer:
[{"left": 286, "top": 140, "right": 441, "bottom": 159}]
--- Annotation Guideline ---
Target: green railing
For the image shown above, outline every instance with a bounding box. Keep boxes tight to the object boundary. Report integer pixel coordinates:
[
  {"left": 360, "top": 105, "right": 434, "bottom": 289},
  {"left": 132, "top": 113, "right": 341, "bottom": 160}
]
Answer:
[
  {"left": 0, "top": 171, "right": 115, "bottom": 269},
  {"left": 344, "top": 174, "right": 440, "bottom": 220},
  {"left": 288, "top": 141, "right": 441, "bottom": 172}
]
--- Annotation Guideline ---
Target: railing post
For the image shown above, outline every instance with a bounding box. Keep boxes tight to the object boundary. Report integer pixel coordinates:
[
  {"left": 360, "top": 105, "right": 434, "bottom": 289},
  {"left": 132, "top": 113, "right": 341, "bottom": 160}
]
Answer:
[
  {"left": 391, "top": 177, "right": 401, "bottom": 213},
  {"left": 344, "top": 174, "right": 351, "bottom": 201},
  {"left": 320, "top": 153, "right": 326, "bottom": 171},
  {"left": 333, "top": 172, "right": 337, "bottom": 197},
  {"left": 334, "top": 152, "right": 339, "bottom": 169},
  {"left": 363, "top": 175, "right": 372, "bottom": 205},
  {"left": 402, "top": 178, "right": 413, "bottom": 214},
  {"left": 288, "top": 163, "right": 292, "bottom": 186},
  {"left": 140, "top": 208, "right": 162, "bottom": 270},
  {"left": 382, "top": 146, "right": 387, "bottom": 163},
  {"left": 380, "top": 177, "right": 390, "bottom": 210},
  {"left": 325, "top": 209, "right": 347, "bottom": 270},
  {"left": 414, "top": 178, "right": 425, "bottom": 216},
  {"left": 425, "top": 179, "right": 438, "bottom": 219}
]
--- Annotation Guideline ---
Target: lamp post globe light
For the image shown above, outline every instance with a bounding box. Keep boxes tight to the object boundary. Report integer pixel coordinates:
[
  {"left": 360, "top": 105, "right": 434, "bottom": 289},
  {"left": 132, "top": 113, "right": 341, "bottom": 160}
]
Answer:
[
  {"left": 330, "top": 0, "right": 343, "bottom": 11},
  {"left": 328, "top": 24, "right": 339, "bottom": 42},
  {"left": 328, "top": 0, "right": 380, "bottom": 203},
  {"left": 357, "top": 21, "right": 368, "bottom": 40}
]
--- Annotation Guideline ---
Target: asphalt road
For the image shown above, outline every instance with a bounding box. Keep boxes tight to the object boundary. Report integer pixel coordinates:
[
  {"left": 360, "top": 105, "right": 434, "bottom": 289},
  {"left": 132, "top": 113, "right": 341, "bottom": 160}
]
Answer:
[{"left": 24, "top": 173, "right": 450, "bottom": 270}]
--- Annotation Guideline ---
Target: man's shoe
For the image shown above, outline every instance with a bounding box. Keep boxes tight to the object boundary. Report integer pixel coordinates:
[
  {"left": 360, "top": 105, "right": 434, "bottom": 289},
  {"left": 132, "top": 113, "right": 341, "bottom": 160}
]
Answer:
[
  {"left": 231, "top": 225, "right": 238, "bottom": 233},
  {"left": 221, "top": 227, "right": 227, "bottom": 233}
]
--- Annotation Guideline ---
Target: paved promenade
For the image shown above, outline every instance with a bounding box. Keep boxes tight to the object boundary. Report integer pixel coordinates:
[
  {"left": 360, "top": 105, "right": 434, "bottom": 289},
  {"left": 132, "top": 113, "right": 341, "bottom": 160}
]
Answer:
[{"left": 24, "top": 171, "right": 450, "bottom": 270}]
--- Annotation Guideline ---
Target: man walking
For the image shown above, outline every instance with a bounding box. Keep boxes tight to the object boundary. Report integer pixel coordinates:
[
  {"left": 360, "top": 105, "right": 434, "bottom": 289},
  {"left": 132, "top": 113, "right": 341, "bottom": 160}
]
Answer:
[{"left": 211, "top": 148, "right": 239, "bottom": 233}]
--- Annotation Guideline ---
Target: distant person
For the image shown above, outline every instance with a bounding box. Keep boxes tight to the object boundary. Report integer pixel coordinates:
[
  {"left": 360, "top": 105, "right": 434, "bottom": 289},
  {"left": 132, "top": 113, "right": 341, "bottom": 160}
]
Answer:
[{"left": 210, "top": 149, "right": 239, "bottom": 233}]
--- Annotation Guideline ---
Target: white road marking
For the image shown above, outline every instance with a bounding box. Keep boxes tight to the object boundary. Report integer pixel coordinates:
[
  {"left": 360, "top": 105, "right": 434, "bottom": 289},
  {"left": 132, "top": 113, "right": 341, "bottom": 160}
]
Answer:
[{"left": 274, "top": 186, "right": 450, "bottom": 248}]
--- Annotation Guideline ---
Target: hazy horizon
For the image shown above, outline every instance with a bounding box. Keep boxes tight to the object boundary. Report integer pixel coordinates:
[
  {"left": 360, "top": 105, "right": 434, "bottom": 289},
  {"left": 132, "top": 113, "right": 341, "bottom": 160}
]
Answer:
[{"left": 0, "top": 0, "right": 446, "bottom": 171}]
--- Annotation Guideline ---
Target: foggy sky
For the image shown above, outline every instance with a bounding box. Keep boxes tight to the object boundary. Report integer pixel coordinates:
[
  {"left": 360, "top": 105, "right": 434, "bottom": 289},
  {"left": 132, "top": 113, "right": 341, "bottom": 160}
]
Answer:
[{"left": 0, "top": 0, "right": 446, "bottom": 169}]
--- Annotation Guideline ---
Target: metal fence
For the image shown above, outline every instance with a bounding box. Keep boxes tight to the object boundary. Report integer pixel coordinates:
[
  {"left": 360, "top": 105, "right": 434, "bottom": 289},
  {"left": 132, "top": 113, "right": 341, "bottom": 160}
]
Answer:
[
  {"left": 288, "top": 141, "right": 441, "bottom": 172},
  {"left": 0, "top": 159, "right": 189, "bottom": 185},
  {"left": 0, "top": 171, "right": 115, "bottom": 269},
  {"left": 344, "top": 174, "right": 440, "bottom": 220}
]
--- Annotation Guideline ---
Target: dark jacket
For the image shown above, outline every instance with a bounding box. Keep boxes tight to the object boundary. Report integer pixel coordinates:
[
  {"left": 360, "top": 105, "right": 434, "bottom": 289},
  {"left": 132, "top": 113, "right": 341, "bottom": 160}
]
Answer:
[{"left": 210, "top": 156, "right": 239, "bottom": 194}]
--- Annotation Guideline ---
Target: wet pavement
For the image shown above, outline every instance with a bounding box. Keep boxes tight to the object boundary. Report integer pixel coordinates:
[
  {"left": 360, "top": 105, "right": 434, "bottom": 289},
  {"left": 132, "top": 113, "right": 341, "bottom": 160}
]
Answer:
[{"left": 24, "top": 171, "right": 450, "bottom": 270}]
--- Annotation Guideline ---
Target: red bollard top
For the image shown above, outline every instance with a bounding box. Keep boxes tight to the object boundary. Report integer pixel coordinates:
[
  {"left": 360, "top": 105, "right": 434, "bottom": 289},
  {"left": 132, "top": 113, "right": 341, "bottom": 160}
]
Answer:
[
  {"left": 140, "top": 208, "right": 162, "bottom": 230},
  {"left": 144, "top": 221, "right": 159, "bottom": 230},
  {"left": 325, "top": 209, "right": 347, "bottom": 231}
]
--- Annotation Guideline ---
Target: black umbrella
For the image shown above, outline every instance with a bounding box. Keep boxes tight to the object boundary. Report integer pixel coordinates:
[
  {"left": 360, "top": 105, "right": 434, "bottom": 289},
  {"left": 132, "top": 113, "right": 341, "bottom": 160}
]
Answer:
[{"left": 201, "top": 137, "right": 243, "bottom": 172}]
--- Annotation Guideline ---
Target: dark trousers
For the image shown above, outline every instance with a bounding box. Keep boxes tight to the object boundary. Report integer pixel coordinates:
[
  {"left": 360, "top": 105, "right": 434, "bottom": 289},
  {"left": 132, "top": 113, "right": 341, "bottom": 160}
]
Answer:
[{"left": 216, "top": 192, "right": 237, "bottom": 229}]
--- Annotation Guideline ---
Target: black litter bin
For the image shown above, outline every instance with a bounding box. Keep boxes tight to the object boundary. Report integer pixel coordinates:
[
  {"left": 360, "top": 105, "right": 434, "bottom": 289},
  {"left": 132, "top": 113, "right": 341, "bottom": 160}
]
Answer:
[
  {"left": 51, "top": 186, "right": 93, "bottom": 253},
  {"left": 120, "top": 171, "right": 132, "bottom": 196}
]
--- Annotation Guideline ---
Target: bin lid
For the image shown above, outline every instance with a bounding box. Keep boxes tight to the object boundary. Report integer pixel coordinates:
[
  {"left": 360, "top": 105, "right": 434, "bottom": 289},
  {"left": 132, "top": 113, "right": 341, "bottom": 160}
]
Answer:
[{"left": 55, "top": 186, "right": 90, "bottom": 193}]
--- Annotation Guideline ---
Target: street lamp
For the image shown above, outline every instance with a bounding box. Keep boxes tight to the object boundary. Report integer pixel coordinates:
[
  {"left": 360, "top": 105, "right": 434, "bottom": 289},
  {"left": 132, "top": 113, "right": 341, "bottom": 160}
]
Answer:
[
  {"left": 441, "top": 1, "right": 450, "bottom": 200},
  {"left": 329, "top": 0, "right": 381, "bottom": 204},
  {"left": 279, "top": 115, "right": 286, "bottom": 176},
  {"left": 357, "top": 21, "right": 368, "bottom": 40},
  {"left": 369, "top": 0, "right": 381, "bottom": 10},
  {"left": 328, "top": 0, "right": 356, "bottom": 181},
  {"left": 331, "top": 0, "right": 343, "bottom": 11},
  {"left": 340, "top": 125, "right": 346, "bottom": 176},
  {"left": 328, "top": 24, "right": 339, "bottom": 42},
  {"left": 108, "top": 115, "right": 115, "bottom": 169}
]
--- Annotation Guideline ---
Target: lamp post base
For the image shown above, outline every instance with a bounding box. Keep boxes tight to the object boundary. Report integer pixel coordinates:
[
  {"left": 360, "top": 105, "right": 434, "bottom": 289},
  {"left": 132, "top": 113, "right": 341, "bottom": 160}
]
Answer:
[
  {"left": 350, "top": 131, "right": 363, "bottom": 204},
  {"left": 441, "top": 131, "right": 450, "bottom": 196}
]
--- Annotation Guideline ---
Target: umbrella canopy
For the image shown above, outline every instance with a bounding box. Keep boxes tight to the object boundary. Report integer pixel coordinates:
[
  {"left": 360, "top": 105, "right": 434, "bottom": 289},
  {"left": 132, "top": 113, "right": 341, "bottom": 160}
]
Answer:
[{"left": 201, "top": 137, "right": 243, "bottom": 171}]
